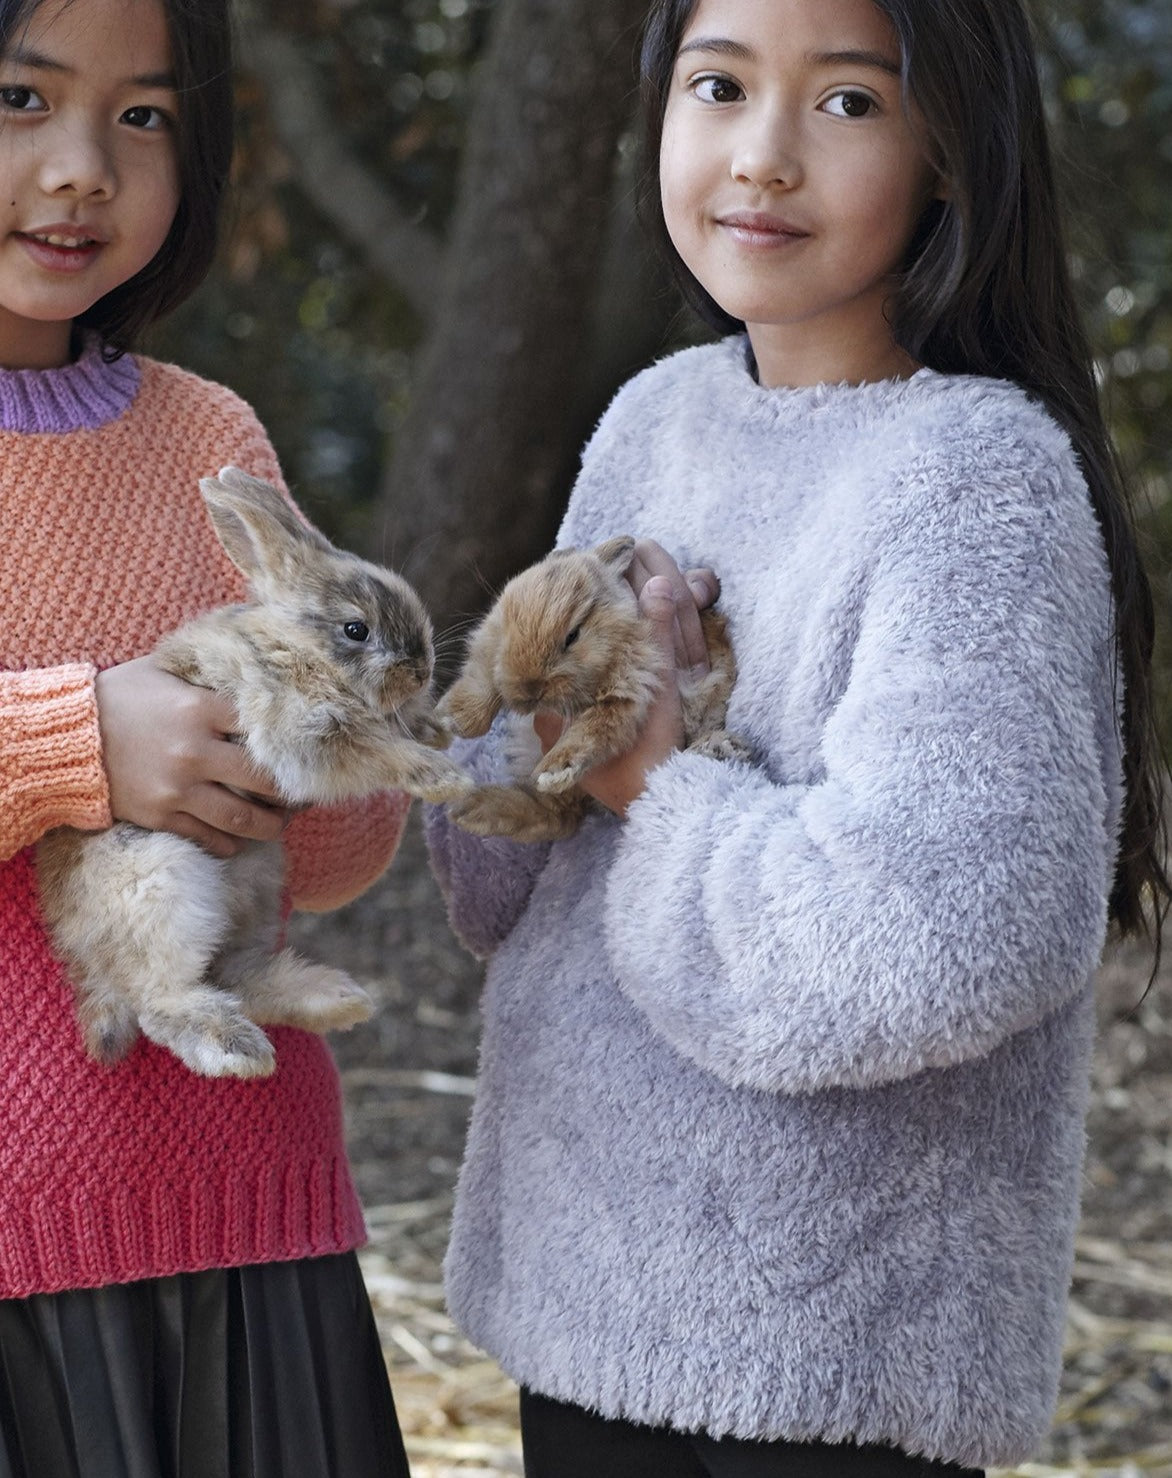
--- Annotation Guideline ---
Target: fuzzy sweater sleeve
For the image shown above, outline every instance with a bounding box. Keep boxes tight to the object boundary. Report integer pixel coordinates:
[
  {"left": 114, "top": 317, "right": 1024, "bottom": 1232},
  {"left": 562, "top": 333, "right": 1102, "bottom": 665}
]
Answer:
[
  {"left": 603, "top": 425, "right": 1120, "bottom": 1095},
  {"left": 423, "top": 732, "right": 553, "bottom": 958}
]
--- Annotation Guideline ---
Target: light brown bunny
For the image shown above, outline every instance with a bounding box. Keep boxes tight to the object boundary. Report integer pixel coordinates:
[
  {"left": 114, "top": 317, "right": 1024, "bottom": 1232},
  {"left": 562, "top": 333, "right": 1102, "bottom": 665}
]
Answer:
[
  {"left": 37, "top": 468, "right": 472, "bottom": 1079},
  {"left": 437, "top": 535, "right": 747, "bottom": 842}
]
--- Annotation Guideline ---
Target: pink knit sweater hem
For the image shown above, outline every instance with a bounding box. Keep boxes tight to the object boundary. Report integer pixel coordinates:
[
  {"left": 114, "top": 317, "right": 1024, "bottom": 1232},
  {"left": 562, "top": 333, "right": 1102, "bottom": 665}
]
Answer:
[{"left": 0, "top": 1154, "right": 367, "bottom": 1297}]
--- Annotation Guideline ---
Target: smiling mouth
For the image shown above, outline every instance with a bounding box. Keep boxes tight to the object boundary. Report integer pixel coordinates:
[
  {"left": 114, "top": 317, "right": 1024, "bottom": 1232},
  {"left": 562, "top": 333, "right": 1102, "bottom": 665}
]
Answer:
[{"left": 22, "top": 231, "right": 100, "bottom": 249}]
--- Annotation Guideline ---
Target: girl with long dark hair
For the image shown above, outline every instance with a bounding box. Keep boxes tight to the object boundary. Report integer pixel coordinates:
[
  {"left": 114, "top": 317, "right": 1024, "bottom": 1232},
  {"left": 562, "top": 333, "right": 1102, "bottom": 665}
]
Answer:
[{"left": 426, "top": 0, "right": 1170, "bottom": 1472}]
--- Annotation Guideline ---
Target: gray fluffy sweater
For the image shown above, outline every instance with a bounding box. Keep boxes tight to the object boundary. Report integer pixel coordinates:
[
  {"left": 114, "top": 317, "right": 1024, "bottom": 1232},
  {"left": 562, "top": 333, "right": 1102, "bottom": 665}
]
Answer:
[{"left": 425, "top": 337, "right": 1121, "bottom": 1469}]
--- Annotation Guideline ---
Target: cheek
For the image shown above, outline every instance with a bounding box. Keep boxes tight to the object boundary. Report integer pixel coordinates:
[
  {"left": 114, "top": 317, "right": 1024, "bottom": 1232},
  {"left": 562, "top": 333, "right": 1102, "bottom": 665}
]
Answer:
[
  {"left": 838, "top": 153, "right": 934, "bottom": 264},
  {"left": 659, "top": 123, "right": 705, "bottom": 258}
]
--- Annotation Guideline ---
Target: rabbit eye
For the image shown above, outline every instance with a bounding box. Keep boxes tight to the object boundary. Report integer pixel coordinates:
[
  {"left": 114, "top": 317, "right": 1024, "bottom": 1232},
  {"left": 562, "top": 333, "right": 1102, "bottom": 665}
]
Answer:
[
  {"left": 343, "top": 621, "right": 371, "bottom": 643},
  {"left": 563, "top": 627, "right": 581, "bottom": 651}
]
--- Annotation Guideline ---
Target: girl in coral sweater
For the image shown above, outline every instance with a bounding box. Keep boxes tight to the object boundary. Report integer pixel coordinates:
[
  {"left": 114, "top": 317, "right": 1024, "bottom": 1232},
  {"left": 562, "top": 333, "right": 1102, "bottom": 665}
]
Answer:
[{"left": 0, "top": 0, "right": 411, "bottom": 1471}]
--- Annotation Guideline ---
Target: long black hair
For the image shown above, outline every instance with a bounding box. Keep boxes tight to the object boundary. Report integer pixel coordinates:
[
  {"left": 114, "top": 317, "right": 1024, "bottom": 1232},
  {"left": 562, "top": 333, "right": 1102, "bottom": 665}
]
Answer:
[
  {"left": 639, "top": 0, "right": 1169, "bottom": 942},
  {"left": 0, "top": 0, "right": 234, "bottom": 353}
]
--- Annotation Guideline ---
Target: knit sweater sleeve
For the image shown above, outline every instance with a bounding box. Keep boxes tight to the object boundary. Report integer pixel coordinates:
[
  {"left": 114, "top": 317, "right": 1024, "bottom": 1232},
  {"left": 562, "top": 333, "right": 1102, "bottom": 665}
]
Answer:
[
  {"left": 0, "top": 664, "right": 110, "bottom": 859},
  {"left": 603, "top": 414, "right": 1119, "bottom": 1095}
]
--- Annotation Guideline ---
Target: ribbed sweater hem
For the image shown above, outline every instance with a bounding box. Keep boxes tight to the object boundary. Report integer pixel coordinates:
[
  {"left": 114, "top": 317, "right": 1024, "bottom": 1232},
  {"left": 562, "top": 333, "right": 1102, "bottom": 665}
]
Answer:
[{"left": 0, "top": 1155, "right": 367, "bottom": 1297}]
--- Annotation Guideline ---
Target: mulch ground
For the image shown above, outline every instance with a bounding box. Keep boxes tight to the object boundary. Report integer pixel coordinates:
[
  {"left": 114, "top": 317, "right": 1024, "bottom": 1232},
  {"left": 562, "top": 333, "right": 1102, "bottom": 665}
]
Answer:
[{"left": 290, "top": 813, "right": 1172, "bottom": 1478}]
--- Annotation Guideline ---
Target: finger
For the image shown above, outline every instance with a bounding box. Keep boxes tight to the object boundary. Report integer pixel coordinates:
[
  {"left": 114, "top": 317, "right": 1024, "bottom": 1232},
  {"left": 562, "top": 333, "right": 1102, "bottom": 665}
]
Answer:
[
  {"left": 639, "top": 576, "right": 682, "bottom": 666},
  {"left": 202, "top": 736, "right": 285, "bottom": 804},
  {"left": 631, "top": 540, "right": 709, "bottom": 671},
  {"left": 196, "top": 687, "right": 245, "bottom": 738},
  {"left": 190, "top": 784, "right": 288, "bottom": 844},
  {"left": 684, "top": 567, "right": 720, "bottom": 610},
  {"left": 164, "top": 812, "right": 244, "bottom": 859}
]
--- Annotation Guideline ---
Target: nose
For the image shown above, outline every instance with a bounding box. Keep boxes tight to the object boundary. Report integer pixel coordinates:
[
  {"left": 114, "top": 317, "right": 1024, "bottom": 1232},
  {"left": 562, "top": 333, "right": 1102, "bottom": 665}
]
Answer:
[
  {"left": 38, "top": 121, "right": 116, "bottom": 201},
  {"left": 730, "top": 105, "right": 803, "bottom": 190}
]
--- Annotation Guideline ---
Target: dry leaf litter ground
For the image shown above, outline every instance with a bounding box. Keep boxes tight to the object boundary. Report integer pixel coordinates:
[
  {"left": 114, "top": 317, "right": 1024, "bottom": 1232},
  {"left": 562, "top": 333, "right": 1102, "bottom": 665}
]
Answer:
[{"left": 290, "top": 813, "right": 1172, "bottom": 1478}]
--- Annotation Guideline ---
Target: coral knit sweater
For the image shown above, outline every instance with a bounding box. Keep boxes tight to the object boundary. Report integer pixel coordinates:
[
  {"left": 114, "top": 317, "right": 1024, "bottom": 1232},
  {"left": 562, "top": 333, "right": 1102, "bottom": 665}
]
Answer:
[{"left": 0, "top": 342, "right": 409, "bottom": 1299}]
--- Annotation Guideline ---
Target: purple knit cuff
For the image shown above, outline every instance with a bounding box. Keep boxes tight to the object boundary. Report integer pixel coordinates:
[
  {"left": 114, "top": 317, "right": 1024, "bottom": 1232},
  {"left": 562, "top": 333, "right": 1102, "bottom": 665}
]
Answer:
[{"left": 0, "top": 340, "right": 140, "bottom": 433}]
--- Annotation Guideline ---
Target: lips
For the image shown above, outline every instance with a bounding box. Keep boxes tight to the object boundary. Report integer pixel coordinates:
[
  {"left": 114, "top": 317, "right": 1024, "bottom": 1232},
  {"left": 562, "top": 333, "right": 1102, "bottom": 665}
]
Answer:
[
  {"left": 15, "top": 226, "right": 105, "bottom": 272},
  {"left": 717, "top": 210, "right": 810, "bottom": 245}
]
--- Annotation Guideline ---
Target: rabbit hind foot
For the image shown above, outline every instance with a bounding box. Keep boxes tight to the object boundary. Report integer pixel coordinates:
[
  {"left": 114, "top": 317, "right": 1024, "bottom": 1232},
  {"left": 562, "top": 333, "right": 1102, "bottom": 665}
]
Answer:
[
  {"left": 222, "top": 948, "right": 374, "bottom": 1034},
  {"left": 138, "top": 987, "right": 276, "bottom": 1078}
]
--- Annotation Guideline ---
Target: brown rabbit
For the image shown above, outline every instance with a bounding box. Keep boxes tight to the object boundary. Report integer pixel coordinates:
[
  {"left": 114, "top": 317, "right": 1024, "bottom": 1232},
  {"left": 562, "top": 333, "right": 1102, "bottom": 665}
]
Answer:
[
  {"left": 37, "top": 468, "right": 472, "bottom": 1079},
  {"left": 437, "top": 536, "right": 747, "bottom": 842}
]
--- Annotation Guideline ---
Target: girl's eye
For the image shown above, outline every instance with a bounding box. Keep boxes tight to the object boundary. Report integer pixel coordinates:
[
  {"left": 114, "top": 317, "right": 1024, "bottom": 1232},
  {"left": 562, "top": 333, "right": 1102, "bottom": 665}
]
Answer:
[
  {"left": 693, "top": 75, "right": 743, "bottom": 105},
  {"left": 343, "top": 620, "right": 371, "bottom": 643},
  {"left": 120, "top": 104, "right": 170, "bottom": 131},
  {"left": 0, "top": 85, "right": 46, "bottom": 113},
  {"left": 823, "top": 90, "right": 878, "bottom": 119}
]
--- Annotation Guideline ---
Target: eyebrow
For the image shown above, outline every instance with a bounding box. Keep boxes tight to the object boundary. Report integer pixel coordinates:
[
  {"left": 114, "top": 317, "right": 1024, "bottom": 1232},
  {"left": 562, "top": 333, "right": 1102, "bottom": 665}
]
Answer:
[
  {"left": 677, "top": 37, "right": 902, "bottom": 77},
  {"left": 5, "top": 43, "right": 176, "bottom": 89}
]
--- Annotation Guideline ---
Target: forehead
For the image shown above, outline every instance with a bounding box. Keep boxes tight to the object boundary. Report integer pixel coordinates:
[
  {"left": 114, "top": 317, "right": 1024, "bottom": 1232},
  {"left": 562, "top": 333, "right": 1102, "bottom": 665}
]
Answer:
[
  {"left": 678, "top": 0, "right": 900, "bottom": 67},
  {"left": 8, "top": 0, "right": 172, "bottom": 74}
]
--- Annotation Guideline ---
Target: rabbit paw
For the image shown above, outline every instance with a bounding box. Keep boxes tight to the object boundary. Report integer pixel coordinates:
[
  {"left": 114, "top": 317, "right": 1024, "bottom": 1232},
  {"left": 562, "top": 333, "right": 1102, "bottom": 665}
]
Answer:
[
  {"left": 437, "top": 683, "right": 499, "bottom": 739},
  {"left": 409, "top": 757, "right": 476, "bottom": 804},
  {"left": 410, "top": 710, "right": 454, "bottom": 751},
  {"left": 225, "top": 950, "right": 374, "bottom": 1033},
  {"left": 688, "top": 729, "right": 753, "bottom": 763},
  {"left": 293, "top": 974, "right": 374, "bottom": 1032},
  {"left": 450, "top": 784, "right": 585, "bottom": 842},
  {"left": 534, "top": 764, "right": 580, "bottom": 795},
  {"left": 139, "top": 993, "right": 276, "bottom": 1078}
]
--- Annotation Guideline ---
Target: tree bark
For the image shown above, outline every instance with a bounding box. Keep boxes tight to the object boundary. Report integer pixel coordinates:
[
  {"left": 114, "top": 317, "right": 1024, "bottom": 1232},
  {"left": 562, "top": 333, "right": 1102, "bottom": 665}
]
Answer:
[
  {"left": 237, "top": 18, "right": 442, "bottom": 320},
  {"left": 373, "top": 0, "right": 651, "bottom": 655}
]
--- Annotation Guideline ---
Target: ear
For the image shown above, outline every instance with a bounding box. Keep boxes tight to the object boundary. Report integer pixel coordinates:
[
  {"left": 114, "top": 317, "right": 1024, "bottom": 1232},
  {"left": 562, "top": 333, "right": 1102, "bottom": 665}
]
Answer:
[
  {"left": 593, "top": 535, "right": 636, "bottom": 578},
  {"left": 199, "top": 467, "right": 332, "bottom": 585}
]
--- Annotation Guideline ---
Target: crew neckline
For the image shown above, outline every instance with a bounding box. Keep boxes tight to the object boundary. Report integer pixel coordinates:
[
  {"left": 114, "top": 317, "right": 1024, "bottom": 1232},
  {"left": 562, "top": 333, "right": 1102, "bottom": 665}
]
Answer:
[
  {"left": 724, "top": 334, "right": 937, "bottom": 404},
  {"left": 0, "top": 339, "right": 141, "bottom": 434}
]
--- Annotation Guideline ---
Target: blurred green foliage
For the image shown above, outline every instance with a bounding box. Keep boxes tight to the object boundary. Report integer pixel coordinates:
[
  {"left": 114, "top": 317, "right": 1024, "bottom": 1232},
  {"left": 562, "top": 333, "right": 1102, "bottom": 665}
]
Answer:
[{"left": 150, "top": 0, "right": 1172, "bottom": 722}]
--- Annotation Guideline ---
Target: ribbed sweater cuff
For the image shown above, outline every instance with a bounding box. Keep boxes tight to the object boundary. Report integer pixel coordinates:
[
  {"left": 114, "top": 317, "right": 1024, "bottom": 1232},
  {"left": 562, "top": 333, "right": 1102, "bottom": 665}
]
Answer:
[{"left": 0, "top": 665, "right": 111, "bottom": 841}]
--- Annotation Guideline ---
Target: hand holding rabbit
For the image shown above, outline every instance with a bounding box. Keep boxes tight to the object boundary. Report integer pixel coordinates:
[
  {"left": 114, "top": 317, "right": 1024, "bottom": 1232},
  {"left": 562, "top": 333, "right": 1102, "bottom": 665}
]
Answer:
[
  {"left": 96, "top": 656, "right": 288, "bottom": 858},
  {"left": 438, "top": 536, "right": 747, "bottom": 842},
  {"left": 533, "top": 544, "right": 720, "bottom": 818}
]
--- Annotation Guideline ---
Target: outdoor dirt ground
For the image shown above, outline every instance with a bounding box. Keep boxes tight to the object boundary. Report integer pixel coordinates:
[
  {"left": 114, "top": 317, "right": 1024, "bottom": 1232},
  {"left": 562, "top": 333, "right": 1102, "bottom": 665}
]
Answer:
[{"left": 291, "top": 813, "right": 1172, "bottom": 1478}]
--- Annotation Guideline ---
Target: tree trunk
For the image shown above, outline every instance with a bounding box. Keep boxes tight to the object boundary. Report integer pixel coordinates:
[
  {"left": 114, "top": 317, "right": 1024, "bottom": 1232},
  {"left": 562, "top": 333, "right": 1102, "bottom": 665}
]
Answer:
[{"left": 373, "top": 0, "right": 651, "bottom": 658}]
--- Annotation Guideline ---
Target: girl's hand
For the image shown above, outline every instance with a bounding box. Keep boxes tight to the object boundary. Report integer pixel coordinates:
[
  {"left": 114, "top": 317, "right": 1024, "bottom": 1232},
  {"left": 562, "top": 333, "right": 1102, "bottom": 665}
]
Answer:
[
  {"left": 628, "top": 539, "right": 719, "bottom": 677},
  {"left": 96, "top": 656, "right": 289, "bottom": 858},
  {"left": 534, "top": 541, "right": 718, "bottom": 817}
]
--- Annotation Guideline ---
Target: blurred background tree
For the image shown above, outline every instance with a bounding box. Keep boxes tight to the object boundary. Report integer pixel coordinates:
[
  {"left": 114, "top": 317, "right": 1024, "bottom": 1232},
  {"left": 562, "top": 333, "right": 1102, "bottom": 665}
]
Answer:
[{"left": 149, "top": 0, "right": 1172, "bottom": 702}]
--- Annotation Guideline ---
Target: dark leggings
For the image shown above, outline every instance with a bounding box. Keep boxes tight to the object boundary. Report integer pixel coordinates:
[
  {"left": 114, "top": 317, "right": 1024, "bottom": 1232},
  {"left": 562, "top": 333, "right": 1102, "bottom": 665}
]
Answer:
[{"left": 520, "top": 1390, "right": 986, "bottom": 1478}]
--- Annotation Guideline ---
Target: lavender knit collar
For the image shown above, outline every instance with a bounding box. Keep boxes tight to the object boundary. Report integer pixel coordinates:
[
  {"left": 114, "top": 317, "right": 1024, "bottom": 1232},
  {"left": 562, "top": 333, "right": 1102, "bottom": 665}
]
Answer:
[{"left": 0, "top": 338, "right": 141, "bottom": 433}]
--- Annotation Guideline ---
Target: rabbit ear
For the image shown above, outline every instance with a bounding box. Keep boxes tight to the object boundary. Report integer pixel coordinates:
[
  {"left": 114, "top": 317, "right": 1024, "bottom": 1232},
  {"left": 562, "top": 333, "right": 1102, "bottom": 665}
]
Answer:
[
  {"left": 199, "top": 467, "right": 332, "bottom": 584},
  {"left": 593, "top": 535, "right": 636, "bottom": 577}
]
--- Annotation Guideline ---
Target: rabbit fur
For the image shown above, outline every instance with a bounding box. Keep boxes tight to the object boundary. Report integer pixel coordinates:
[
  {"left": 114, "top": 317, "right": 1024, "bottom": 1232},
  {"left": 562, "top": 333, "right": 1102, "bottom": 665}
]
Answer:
[
  {"left": 36, "top": 468, "right": 472, "bottom": 1079},
  {"left": 437, "top": 536, "right": 747, "bottom": 842}
]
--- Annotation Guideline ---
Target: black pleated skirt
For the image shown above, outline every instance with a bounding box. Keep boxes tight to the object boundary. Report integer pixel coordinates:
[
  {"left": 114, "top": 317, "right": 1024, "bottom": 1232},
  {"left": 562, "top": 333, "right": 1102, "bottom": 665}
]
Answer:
[{"left": 0, "top": 1252, "right": 410, "bottom": 1478}]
